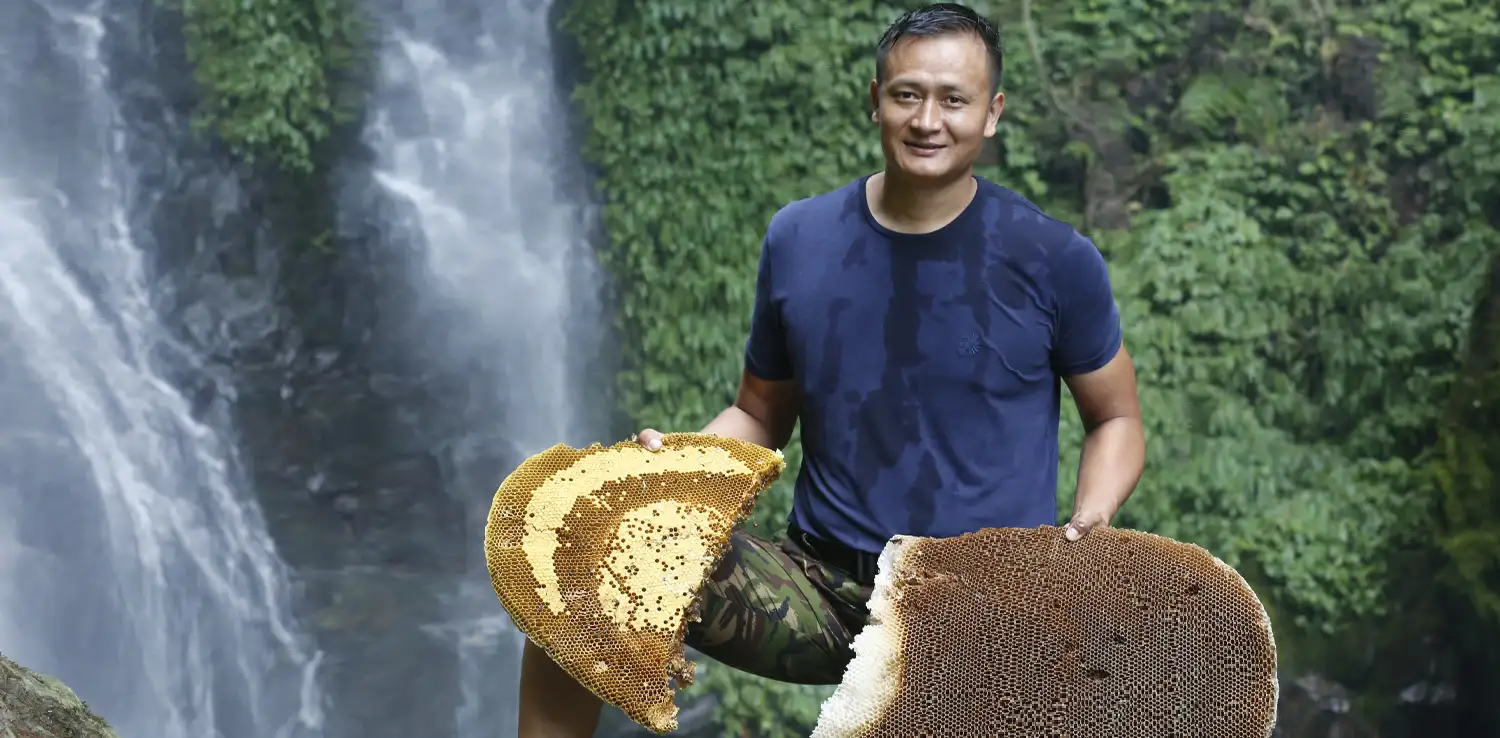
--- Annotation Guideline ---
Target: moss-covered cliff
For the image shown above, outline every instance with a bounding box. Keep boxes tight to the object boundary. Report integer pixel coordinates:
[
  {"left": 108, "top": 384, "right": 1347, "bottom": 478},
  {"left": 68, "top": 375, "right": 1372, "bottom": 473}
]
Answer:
[
  {"left": 154, "top": 0, "right": 370, "bottom": 174},
  {"left": 0, "top": 654, "right": 120, "bottom": 738}
]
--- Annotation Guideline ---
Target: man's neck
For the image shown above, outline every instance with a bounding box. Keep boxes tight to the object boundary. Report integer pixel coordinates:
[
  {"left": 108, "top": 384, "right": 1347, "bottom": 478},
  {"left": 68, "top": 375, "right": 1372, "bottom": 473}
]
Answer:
[{"left": 867, "top": 169, "right": 978, "bottom": 235}]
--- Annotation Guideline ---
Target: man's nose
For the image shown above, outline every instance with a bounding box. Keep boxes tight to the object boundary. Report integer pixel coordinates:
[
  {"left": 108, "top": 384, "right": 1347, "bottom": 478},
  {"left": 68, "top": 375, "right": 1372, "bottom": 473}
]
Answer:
[{"left": 912, "top": 100, "right": 942, "bottom": 132}]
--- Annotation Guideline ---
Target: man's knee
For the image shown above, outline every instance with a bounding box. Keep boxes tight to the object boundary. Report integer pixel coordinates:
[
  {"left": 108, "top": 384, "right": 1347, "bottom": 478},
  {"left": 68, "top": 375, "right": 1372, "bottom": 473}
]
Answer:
[{"left": 684, "top": 590, "right": 854, "bottom": 684}]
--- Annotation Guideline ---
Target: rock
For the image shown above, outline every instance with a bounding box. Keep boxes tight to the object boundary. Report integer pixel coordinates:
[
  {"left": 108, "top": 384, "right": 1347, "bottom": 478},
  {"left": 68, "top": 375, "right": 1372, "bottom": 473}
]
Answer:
[
  {"left": 1272, "top": 672, "right": 1380, "bottom": 737},
  {"left": 0, "top": 653, "right": 119, "bottom": 738}
]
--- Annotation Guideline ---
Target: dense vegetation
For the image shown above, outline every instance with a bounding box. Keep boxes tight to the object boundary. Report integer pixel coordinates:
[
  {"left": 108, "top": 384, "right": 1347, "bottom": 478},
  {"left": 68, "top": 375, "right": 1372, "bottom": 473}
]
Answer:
[
  {"left": 559, "top": 0, "right": 1500, "bottom": 734},
  {"left": 156, "top": 0, "right": 369, "bottom": 173}
]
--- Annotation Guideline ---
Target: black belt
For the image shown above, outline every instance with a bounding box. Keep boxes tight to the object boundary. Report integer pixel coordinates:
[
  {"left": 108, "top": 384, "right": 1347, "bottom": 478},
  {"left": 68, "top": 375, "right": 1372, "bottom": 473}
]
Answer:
[{"left": 787, "top": 520, "right": 881, "bottom": 587}]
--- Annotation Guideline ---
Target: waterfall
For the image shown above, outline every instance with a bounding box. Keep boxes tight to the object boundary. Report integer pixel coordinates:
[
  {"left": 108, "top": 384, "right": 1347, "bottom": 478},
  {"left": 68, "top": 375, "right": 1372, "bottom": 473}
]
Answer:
[
  {"left": 357, "top": 0, "right": 608, "bottom": 734},
  {"left": 0, "top": 1, "right": 325, "bottom": 736}
]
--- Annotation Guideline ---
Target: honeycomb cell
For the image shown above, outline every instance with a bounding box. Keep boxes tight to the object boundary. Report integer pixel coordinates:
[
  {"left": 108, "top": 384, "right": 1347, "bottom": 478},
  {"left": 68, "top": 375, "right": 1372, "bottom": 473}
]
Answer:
[
  {"left": 811, "top": 526, "right": 1279, "bottom": 738},
  {"left": 482, "top": 433, "right": 785, "bottom": 735}
]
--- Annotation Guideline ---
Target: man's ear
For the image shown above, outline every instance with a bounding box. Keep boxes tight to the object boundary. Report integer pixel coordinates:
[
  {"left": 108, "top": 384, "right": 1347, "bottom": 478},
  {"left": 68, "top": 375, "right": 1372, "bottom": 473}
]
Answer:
[
  {"left": 984, "top": 92, "right": 1006, "bottom": 137},
  {"left": 869, "top": 78, "right": 880, "bottom": 124}
]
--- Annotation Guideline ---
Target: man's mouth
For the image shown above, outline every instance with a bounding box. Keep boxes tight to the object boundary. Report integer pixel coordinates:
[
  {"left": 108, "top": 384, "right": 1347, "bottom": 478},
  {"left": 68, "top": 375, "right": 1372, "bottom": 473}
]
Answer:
[{"left": 905, "top": 141, "right": 945, "bottom": 156}]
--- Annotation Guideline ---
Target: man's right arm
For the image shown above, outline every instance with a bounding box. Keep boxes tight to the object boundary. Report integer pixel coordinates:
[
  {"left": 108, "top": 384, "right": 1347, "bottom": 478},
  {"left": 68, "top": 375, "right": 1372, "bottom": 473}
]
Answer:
[
  {"left": 642, "top": 218, "right": 801, "bottom": 452},
  {"left": 640, "top": 369, "right": 800, "bottom": 452}
]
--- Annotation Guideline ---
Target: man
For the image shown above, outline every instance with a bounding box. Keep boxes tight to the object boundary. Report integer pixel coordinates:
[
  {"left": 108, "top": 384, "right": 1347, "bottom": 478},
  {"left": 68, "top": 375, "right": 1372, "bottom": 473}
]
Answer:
[{"left": 518, "top": 3, "right": 1145, "bottom": 735}]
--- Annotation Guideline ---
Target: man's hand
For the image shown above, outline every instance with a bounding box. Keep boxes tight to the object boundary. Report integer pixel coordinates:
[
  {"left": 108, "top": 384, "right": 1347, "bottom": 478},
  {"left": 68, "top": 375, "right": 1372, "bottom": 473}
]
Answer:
[
  {"left": 1064, "top": 509, "right": 1110, "bottom": 541},
  {"left": 630, "top": 370, "right": 801, "bottom": 455}
]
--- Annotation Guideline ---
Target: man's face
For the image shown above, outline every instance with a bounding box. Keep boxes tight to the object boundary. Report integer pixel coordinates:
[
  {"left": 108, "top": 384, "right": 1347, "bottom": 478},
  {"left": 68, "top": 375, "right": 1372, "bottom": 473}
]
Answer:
[{"left": 869, "top": 32, "right": 1004, "bottom": 183}]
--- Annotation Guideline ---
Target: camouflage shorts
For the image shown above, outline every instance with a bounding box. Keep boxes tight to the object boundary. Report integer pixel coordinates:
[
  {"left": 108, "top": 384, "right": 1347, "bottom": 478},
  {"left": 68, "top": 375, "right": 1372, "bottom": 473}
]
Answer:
[{"left": 683, "top": 528, "right": 875, "bottom": 685}]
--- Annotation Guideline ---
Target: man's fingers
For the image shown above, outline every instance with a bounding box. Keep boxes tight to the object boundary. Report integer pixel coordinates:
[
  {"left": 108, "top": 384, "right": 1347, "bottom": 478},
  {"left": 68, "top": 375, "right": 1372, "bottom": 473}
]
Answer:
[
  {"left": 1064, "top": 514, "right": 1105, "bottom": 541},
  {"left": 636, "top": 428, "right": 663, "bottom": 451}
]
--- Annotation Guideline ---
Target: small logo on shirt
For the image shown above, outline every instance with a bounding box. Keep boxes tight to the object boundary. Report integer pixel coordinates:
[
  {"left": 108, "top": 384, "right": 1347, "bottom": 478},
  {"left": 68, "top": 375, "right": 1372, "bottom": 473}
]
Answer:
[{"left": 957, "top": 332, "right": 982, "bottom": 356}]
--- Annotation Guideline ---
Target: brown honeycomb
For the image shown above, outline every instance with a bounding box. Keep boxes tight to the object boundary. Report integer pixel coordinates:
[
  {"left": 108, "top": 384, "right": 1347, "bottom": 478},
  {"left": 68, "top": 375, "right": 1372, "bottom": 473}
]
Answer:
[
  {"left": 812, "top": 526, "right": 1279, "bottom": 738},
  {"left": 482, "top": 432, "right": 785, "bottom": 734}
]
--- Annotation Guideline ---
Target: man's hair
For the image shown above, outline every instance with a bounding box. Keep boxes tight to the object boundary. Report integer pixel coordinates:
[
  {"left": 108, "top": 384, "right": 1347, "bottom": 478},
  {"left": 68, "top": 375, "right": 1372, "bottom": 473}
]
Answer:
[{"left": 875, "top": 3, "right": 1004, "bottom": 94}]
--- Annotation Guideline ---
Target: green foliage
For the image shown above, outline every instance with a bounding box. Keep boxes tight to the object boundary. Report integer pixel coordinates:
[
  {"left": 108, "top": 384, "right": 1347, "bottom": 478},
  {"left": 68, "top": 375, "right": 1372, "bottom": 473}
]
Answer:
[
  {"left": 161, "top": 0, "right": 369, "bottom": 173},
  {"left": 561, "top": 0, "right": 1500, "bottom": 729},
  {"left": 696, "top": 663, "right": 836, "bottom": 738},
  {"left": 1100, "top": 146, "right": 1487, "bottom": 629},
  {"left": 983, "top": 0, "right": 1498, "bottom": 633},
  {"left": 1030, "top": 0, "right": 1498, "bottom": 641},
  {"left": 1450, "top": 74, "right": 1500, "bottom": 215}
]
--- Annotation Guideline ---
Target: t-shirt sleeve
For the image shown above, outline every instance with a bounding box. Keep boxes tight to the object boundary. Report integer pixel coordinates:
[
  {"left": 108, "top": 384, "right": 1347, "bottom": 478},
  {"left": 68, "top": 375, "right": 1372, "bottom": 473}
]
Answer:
[
  {"left": 1051, "top": 230, "right": 1124, "bottom": 376},
  {"left": 743, "top": 228, "right": 794, "bottom": 381}
]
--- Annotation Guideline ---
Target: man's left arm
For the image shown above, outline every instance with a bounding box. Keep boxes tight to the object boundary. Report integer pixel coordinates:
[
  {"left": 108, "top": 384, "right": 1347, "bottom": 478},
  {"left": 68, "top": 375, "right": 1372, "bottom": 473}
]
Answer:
[
  {"left": 1048, "top": 230, "right": 1146, "bottom": 541},
  {"left": 1061, "top": 349, "right": 1145, "bottom": 540}
]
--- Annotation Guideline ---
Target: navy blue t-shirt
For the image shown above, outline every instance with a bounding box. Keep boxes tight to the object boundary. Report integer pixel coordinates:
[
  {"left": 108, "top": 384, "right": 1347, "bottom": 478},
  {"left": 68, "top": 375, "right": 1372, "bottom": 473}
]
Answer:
[{"left": 744, "top": 174, "right": 1123, "bottom": 554}]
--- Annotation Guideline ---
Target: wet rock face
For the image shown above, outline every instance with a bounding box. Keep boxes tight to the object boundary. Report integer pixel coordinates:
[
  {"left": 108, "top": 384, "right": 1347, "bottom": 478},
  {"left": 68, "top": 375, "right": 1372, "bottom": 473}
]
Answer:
[
  {"left": 0, "top": 654, "right": 120, "bottom": 738},
  {"left": 96, "top": 2, "right": 476, "bottom": 736}
]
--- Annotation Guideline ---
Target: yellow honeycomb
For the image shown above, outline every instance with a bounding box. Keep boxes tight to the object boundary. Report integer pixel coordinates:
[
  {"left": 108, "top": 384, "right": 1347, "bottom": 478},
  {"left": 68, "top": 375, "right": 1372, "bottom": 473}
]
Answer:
[
  {"left": 483, "top": 432, "right": 785, "bottom": 734},
  {"left": 812, "top": 526, "right": 1280, "bottom": 738}
]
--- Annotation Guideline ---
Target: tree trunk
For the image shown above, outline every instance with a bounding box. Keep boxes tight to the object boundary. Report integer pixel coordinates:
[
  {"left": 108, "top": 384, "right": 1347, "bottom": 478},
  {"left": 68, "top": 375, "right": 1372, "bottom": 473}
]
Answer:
[{"left": 1433, "top": 246, "right": 1500, "bottom": 731}]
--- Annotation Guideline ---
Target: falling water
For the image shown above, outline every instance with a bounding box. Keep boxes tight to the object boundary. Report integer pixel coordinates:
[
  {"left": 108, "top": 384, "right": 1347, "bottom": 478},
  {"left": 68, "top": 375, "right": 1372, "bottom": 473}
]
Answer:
[
  {"left": 0, "top": 1, "right": 325, "bottom": 736},
  {"left": 360, "top": 0, "right": 607, "bottom": 734}
]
